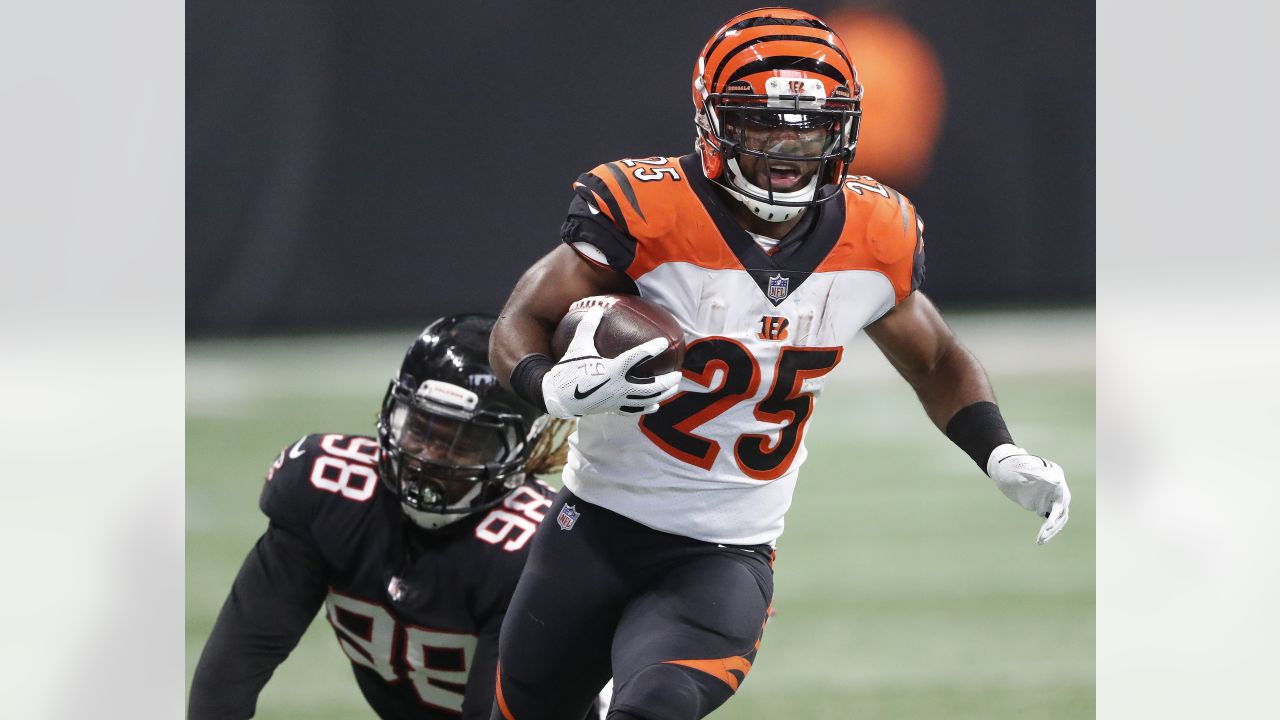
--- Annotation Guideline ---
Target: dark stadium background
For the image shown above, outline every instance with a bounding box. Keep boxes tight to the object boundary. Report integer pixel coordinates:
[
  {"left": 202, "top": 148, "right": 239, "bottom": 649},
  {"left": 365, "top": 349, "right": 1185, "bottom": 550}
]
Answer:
[{"left": 187, "top": 0, "right": 1094, "bottom": 336}]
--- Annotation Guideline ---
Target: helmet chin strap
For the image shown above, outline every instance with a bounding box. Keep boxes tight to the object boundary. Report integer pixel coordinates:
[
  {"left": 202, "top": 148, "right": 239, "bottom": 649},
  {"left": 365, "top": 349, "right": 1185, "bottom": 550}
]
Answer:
[{"left": 723, "top": 157, "right": 818, "bottom": 223}]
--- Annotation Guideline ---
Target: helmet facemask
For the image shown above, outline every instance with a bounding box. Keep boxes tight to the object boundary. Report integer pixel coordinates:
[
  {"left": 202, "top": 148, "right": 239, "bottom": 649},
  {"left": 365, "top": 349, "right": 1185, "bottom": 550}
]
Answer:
[
  {"left": 697, "top": 78, "right": 861, "bottom": 222},
  {"left": 376, "top": 380, "right": 536, "bottom": 530},
  {"left": 691, "top": 5, "right": 865, "bottom": 224}
]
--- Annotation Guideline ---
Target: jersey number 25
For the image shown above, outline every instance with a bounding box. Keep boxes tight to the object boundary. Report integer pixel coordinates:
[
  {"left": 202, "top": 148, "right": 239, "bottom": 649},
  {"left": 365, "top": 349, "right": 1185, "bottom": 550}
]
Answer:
[{"left": 639, "top": 338, "right": 842, "bottom": 481}]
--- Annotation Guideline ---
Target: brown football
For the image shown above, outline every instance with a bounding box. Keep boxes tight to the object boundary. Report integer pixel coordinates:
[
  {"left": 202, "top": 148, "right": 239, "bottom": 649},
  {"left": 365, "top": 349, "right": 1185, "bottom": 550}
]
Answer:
[{"left": 550, "top": 294, "right": 686, "bottom": 378}]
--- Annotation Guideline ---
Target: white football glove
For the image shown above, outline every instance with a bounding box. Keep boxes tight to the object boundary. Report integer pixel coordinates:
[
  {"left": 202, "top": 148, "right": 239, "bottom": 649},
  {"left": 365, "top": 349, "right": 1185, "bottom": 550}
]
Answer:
[
  {"left": 987, "top": 443, "right": 1071, "bottom": 544},
  {"left": 542, "top": 306, "right": 683, "bottom": 419}
]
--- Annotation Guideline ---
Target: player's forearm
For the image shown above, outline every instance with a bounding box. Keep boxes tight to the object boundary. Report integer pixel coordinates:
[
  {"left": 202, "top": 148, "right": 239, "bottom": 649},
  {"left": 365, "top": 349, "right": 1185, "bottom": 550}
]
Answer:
[
  {"left": 189, "top": 603, "right": 279, "bottom": 720},
  {"left": 866, "top": 295, "right": 1012, "bottom": 472},
  {"left": 493, "top": 245, "right": 635, "bottom": 406},
  {"left": 492, "top": 301, "right": 557, "bottom": 386},
  {"left": 491, "top": 286, "right": 561, "bottom": 415},
  {"left": 907, "top": 340, "right": 997, "bottom": 433},
  {"left": 907, "top": 342, "right": 1021, "bottom": 473},
  {"left": 189, "top": 526, "right": 328, "bottom": 719},
  {"left": 491, "top": 250, "right": 578, "bottom": 384}
]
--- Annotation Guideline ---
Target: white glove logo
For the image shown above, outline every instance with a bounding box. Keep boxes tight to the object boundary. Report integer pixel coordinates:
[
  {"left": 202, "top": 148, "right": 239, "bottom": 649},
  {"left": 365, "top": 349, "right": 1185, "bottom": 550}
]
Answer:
[
  {"left": 542, "top": 307, "right": 683, "bottom": 419},
  {"left": 987, "top": 443, "right": 1072, "bottom": 544}
]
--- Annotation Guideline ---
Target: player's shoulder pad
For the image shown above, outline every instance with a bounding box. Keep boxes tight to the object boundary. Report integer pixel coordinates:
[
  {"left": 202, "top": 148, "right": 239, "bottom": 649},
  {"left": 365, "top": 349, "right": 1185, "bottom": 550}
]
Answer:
[
  {"left": 465, "top": 476, "right": 557, "bottom": 558},
  {"left": 259, "top": 433, "right": 384, "bottom": 537},
  {"left": 572, "top": 156, "right": 685, "bottom": 239},
  {"left": 831, "top": 175, "right": 926, "bottom": 303},
  {"left": 840, "top": 175, "right": 922, "bottom": 266}
]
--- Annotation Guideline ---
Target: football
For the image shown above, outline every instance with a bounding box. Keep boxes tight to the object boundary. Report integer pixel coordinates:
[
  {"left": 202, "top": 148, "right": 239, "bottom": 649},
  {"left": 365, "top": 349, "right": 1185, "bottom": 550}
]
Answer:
[{"left": 551, "top": 294, "right": 686, "bottom": 378}]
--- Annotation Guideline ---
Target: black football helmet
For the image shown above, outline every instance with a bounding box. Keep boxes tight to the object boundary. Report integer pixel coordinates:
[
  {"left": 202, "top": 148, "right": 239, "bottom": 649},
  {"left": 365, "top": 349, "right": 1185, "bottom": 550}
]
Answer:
[{"left": 376, "top": 314, "right": 547, "bottom": 529}]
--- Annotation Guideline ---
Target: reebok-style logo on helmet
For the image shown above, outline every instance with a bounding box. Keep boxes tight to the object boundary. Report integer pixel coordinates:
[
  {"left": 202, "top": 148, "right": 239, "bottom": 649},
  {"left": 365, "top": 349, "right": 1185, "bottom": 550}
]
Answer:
[{"left": 692, "top": 7, "right": 864, "bottom": 222}]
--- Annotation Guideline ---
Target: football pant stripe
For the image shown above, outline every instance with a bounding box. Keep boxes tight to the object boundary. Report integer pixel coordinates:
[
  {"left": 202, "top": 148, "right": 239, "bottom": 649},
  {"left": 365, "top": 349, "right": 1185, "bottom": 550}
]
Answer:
[
  {"left": 494, "top": 661, "right": 517, "bottom": 720},
  {"left": 663, "top": 655, "right": 754, "bottom": 692}
]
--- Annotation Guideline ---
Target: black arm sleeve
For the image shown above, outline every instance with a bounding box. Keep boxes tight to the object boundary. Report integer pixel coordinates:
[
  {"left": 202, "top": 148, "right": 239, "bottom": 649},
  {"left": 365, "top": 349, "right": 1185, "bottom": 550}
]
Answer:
[
  {"left": 188, "top": 523, "right": 330, "bottom": 720},
  {"left": 944, "top": 401, "right": 1014, "bottom": 472}
]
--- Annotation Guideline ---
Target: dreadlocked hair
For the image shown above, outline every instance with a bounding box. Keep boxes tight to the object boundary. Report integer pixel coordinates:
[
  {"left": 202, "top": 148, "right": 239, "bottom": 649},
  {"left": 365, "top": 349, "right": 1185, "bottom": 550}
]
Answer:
[{"left": 523, "top": 417, "right": 576, "bottom": 476}]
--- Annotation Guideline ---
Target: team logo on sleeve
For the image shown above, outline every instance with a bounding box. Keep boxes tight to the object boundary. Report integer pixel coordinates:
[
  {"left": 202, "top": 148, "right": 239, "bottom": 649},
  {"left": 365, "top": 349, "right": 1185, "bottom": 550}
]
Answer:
[
  {"left": 766, "top": 274, "right": 790, "bottom": 302},
  {"left": 557, "top": 504, "right": 581, "bottom": 531}
]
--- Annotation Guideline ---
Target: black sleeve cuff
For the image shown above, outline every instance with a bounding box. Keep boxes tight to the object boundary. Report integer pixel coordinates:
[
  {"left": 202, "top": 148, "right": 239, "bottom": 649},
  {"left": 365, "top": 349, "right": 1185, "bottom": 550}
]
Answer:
[
  {"left": 944, "top": 401, "right": 1014, "bottom": 473},
  {"left": 509, "top": 353, "right": 553, "bottom": 413}
]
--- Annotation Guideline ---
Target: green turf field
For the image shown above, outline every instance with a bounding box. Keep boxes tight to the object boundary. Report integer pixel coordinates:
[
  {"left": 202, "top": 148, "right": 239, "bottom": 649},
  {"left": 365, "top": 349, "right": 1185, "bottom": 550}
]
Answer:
[{"left": 187, "top": 310, "right": 1094, "bottom": 719}]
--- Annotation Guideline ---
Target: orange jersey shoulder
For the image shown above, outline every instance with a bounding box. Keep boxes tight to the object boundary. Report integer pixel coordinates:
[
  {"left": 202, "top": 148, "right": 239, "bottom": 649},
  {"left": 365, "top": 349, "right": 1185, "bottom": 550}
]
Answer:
[
  {"left": 572, "top": 155, "right": 740, "bottom": 278},
  {"left": 568, "top": 161, "right": 924, "bottom": 297},
  {"left": 575, "top": 156, "right": 684, "bottom": 237},
  {"left": 816, "top": 175, "right": 925, "bottom": 302}
]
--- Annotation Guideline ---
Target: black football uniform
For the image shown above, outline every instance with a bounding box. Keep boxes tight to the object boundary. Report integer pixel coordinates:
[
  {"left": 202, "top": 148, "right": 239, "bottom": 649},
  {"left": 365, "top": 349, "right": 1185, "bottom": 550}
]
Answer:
[
  {"left": 492, "top": 488, "right": 773, "bottom": 720},
  {"left": 190, "top": 432, "right": 557, "bottom": 720}
]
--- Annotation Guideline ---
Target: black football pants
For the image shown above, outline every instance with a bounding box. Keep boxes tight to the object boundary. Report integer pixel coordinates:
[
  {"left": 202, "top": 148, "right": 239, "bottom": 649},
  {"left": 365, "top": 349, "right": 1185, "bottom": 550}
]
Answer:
[{"left": 492, "top": 489, "right": 774, "bottom": 720}]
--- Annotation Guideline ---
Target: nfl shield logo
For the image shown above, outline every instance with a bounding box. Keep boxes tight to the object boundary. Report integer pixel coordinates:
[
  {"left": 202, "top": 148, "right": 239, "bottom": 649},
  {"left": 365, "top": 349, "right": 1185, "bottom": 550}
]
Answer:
[
  {"left": 557, "top": 504, "right": 580, "bottom": 531},
  {"left": 767, "top": 274, "right": 790, "bottom": 301}
]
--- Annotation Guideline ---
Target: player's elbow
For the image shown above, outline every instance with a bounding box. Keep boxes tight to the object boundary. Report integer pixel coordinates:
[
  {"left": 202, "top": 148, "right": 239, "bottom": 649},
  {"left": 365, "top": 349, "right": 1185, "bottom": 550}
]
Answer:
[
  {"left": 489, "top": 312, "right": 526, "bottom": 384},
  {"left": 902, "top": 335, "right": 966, "bottom": 387},
  {"left": 489, "top": 300, "right": 556, "bottom": 384},
  {"left": 189, "top": 659, "right": 257, "bottom": 720}
]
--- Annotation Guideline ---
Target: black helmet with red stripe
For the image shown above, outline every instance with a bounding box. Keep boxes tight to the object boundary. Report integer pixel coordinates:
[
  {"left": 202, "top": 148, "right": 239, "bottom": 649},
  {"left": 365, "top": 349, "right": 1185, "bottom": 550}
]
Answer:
[{"left": 692, "top": 7, "right": 864, "bottom": 222}]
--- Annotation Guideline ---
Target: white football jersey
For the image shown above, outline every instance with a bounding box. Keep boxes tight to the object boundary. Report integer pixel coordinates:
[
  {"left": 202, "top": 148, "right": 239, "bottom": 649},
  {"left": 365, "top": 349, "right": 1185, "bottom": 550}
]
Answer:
[{"left": 559, "top": 154, "right": 924, "bottom": 545}]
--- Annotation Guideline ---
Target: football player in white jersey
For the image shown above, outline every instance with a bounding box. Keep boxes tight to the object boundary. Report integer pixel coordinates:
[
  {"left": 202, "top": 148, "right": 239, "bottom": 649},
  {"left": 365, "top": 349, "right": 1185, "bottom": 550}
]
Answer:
[{"left": 486, "top": 8, "right": 1071, "bottom": 720}]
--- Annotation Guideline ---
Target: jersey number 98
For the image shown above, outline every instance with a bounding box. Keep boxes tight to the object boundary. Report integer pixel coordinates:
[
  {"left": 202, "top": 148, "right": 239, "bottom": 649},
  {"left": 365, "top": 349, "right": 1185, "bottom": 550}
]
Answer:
[{"left": 326, "top": 591, "right": 478, "bottom": 713}]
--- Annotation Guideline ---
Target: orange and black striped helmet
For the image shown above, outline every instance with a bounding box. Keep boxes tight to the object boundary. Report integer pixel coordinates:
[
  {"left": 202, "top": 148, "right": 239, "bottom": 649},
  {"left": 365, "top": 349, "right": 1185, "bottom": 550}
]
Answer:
[{"left": 692, "top": 8, "right": 864, "bottom": 220}]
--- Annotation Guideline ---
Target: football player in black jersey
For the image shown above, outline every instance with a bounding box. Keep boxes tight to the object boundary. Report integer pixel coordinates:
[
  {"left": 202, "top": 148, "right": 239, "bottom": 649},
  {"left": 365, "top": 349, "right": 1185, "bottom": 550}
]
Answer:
[{"left": 189, "top": 314, "right": 591, "bottom": 720}]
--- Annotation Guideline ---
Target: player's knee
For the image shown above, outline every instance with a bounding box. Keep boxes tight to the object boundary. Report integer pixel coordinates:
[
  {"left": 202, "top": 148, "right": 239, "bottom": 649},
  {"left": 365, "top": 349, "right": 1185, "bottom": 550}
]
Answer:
[
  {"left": 608, "top": 663, "right": 731, "bottom": 720},
  {"left": 494, "top": 665, "right": 605, "bottom": 720}
]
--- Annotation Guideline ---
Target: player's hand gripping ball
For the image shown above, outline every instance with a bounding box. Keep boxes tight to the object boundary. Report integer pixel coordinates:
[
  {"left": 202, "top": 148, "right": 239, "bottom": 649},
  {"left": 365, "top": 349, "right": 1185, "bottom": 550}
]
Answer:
[{"left": 542, "top": 295, "right": 686, "bottom": 419}]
